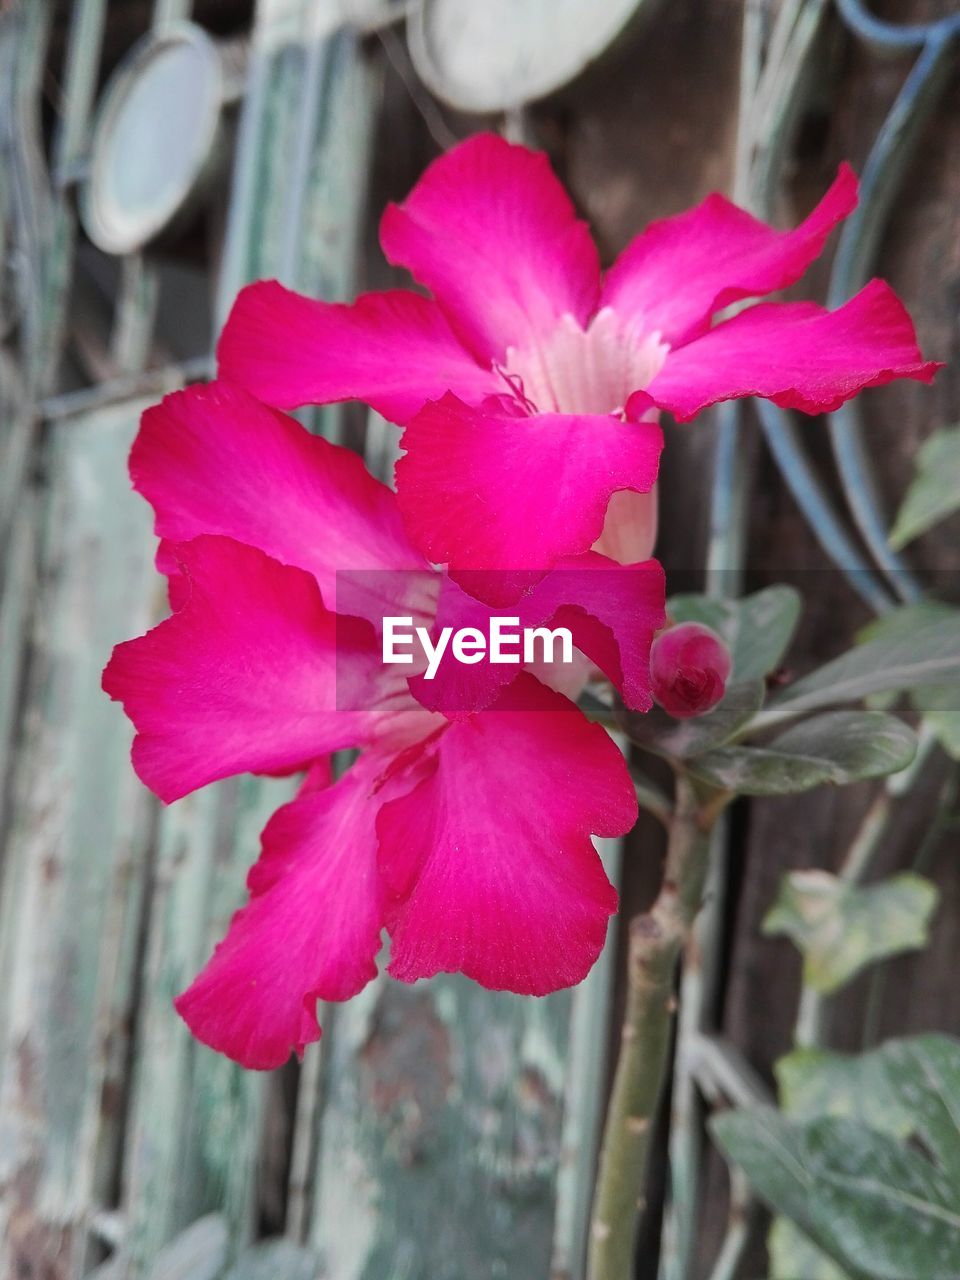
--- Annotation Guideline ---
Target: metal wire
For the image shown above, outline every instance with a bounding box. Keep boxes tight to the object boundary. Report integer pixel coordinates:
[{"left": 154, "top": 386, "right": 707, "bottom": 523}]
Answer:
[{"left": 827, "top": 16, "right": 959, "bottom": 603}]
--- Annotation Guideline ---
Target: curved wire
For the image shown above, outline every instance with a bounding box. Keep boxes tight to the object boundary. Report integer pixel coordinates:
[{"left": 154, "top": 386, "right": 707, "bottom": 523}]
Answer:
[
  {"left": 707, "top": 0, "right": 897, "bottom": 612},
  {"left": 826, "top": 21, "right": 959, "bottom": 603},
  {"left": 835, "top": 0, "right": 960, "bottom": 52},
  {"left": 756, "top": 401, "right": 896, "bottom": 613}
]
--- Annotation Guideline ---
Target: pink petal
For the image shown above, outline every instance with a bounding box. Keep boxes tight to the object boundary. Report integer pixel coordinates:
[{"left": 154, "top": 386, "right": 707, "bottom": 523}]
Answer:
[
  {"left": 132, "top": 382, "right": 428, "bottom": 619},
  {"left": 380, "top": 133, "right": 600, "bottom": 363},
  {"left": 378, "top": 676, "right": 635, "bottom": 995},
  {"left": 602, "top": 164, "right": 858, "bottom": 346},
  {"left": 176, "top": 751, "right": 421, "bottom": 1070},
  {"left": 395, "top": 394, "right": 663, "bottom": 585},
  {"left": 217, "top": 281, "right": 499, "bottom": 422},
  {"left": 410, "top": 555, "right": 665, "bottom": 716},
  {"left": 593, "top": 488, "right": 659, "bottom": 563},
  {"left": 102, "top": 537, "right": 383, "bottom": 803},
  {"left": 644, "top": 280, "right": 942, "bottom": 421}
]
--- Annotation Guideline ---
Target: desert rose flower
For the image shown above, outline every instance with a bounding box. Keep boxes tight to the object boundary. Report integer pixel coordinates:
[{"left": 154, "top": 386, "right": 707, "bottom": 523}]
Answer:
[
  {"left": 650, "top": 622, "right": 732, "bottom": 719},
  {"left": 217, "top": 132, "right": 939, "bottom": 586},
  {"left": 103, "top": 382, "right": 665, "bottom": 1069}
]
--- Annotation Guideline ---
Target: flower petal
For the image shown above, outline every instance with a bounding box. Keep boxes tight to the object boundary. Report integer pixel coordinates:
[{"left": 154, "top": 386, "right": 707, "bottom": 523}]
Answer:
[
  {"left": 409, "top": 555, "right": 666, "bottom": 716},
  {"left": 102, "top": 537, "right": 383, "bottom": 803},
  {"left": 644, "top": 280, "right": 942, "bottom": 421},
  {"left": 378, "top": 676, "right": 635, "bottom": 995},
  {"left": 176, "top": 751, "right": 421, "bottom": 1070},
  {"left": 593, "top": 487, "right": 659, "bottom": 564},
  {"left": 132, "top": 382, "right": 428, "bottom": 619},
  {"left": 601, "top": 164, "right": 858, "bottom": 346},
  {"left": 217, "top": 281, "right": 499, "bottom": 422},
  {"left": 395, "top": 394, "right": 663, "bottom": 586},
  {"left": 380, "top": 133, "right": 600, "bottom": 363}
]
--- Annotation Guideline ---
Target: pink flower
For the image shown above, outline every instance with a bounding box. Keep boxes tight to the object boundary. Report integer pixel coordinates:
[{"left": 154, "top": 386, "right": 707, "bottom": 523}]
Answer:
[
  {"left": 103, "top": 382, "right": 666, "bottom": 1069},
  {"left": 650, "top": 623, "right": 732, "bottom": 719},
  {"left": 217, "top": 133, "right": 939, "bottom": 585}
]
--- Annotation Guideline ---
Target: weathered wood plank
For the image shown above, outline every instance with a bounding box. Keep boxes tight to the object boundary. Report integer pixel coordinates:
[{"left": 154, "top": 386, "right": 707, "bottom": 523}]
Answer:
[
  {"left": 119, "top": 4, "right": 381, "bottom": 1271},
  {"left": 0, "top": 400, "right": 162, "bottom": 1280},
  {"left": 307, "top": 846, "right": 625, "bottom": 1280}
]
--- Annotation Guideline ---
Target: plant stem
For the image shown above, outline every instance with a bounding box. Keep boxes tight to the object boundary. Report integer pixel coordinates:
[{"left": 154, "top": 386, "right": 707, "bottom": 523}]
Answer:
[
  {"left": 705, "top": 1167, "right": 754, "bottom": 1280},
  {"left": 659, "top": 818, "right": 743, "bottom": 1280},
  {"left": 632, "top": 772, "right": 674, "bottom": 830},
  {"left": 795, "top": 729, "right": 940, "bottom": 1049},
  {"left": 588, "top": 777, "right": 721, "bottom": 1280},
  {"left": 690, "top": 1033, "right": 772, "bottom": 1109},
  {"left": 861, "top": 762, "right": 959, "bottom": 1047}
]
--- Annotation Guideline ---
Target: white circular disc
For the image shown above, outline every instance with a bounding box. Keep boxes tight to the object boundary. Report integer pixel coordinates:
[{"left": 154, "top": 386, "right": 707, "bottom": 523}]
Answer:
[
  {"left": 82, "top": 23, "right": 223, "bottom": 255},
  {"left": 408, "top": 0, "right": 648, "bottom": 113}
]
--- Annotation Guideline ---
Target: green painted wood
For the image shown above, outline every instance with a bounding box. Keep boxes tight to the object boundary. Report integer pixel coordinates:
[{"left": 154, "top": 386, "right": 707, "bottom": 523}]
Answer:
[
  {"left": 119, "top": 778, "right": 280, "bottom": 1275},
  {"left": 0, "top": 400, "right": 161, "bottom": 1280},
  {"left": 110, "top": 254, "right": 161, "bottom": 376},
  {"left": 2, "top": 8, "right": 622, "bottom": 1280},
  {"left": 553, "top": 835, "right": 623, "bottom": 1278},
  {"left": 311, "top": 980, "right": 571, "bottom": 1280},
  {"left": 2, "top": 0, "right": 53, "bottom": 390},
  {"left": 120, "top": 4, "right": 381, "bottom": 1273},
  {"left": 357, "top": 402, "right": 623, "bottom": 1280},
  {"left": 40, "top": 0, "right": 109, "bottom": 392},
  {"left": 307, "top": 844, "right": 622, "bottom": 1280},
  {"left": 348, "top": 122, "right": 621, "bottom": 1278}
]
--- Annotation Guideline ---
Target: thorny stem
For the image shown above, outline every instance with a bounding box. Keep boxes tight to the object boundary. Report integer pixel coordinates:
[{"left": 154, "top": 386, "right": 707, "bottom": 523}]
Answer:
[{"left": 588, "top": 776, "right": 723, "bottom": 1280}]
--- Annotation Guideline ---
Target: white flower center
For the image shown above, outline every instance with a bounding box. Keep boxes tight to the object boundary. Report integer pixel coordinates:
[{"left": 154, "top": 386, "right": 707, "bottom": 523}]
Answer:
[{"left": 501, "top": 307, "right": 669, "bottom": 416}]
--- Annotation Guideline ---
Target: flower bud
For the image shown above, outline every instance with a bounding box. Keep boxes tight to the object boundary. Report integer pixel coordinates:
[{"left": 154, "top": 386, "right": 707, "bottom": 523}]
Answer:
[{"left": 650, "top": 622, "right": 732, "bottom": 719}]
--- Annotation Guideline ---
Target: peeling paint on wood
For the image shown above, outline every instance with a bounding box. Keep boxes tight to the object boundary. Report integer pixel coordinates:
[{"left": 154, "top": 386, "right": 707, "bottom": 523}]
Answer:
[{"left": 0, "top": 401, "right": 160, "bottom": 1280}]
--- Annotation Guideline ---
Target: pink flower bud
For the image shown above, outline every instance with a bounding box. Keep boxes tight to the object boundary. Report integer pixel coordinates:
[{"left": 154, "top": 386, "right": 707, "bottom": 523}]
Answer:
[{"left": 650, "top": 622, "right": 732, "bottom": 719}]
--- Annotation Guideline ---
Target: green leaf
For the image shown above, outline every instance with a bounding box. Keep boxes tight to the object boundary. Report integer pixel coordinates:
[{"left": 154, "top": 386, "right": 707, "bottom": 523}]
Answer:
[
  {"left": 776, "top": 1046, "right": 914, "bottom": 1135},
  {"left": 762, "top": 1038, "right": 960, "bottom": 1280},
  {"left": 857, "top": 605, "right": 960, "bottom": 756},
  {"left": 889, "top": 425, "right": 960, "bottom": 548},
  {"left": 878, "top": 1036, "right": 960, "bottom": 1185},
  {"left": 924, "top": 709, "right": 960, "bottom": 757},
  {"left": 712, "top": 1095, "right": 960, "bottom": 1279},
  {"left": 762, "top": 869, "right": 937, "bottom": 992},
  {"left": 711, "top": 1107, "right": 821, "bottom": 1232},
  {"left": 769, "top": 1218, "right": 852, "bottom": 1280},
  {"left": 770, "top": 1045, "right": 918, "bottom": 1278},
  {"left": 710, "top": 1108, "right": 860, "bottom": 1272},
  {"left": 688, "top": 711, "right": 917, "bottom": 795},
  {"left": 668, "top": 584, "right": 802, "bottom": 680},
  {"left": 912, "top": 685, "right": 960, "bottom": 759},
  {"left": 856, "top": 600, "right": 959, "bottom": 647},
  {"left": 804, "top": 1117, "right": 960, "bottom": 1279},
  {"left": 620, "top": 679, "right": 764, "bottom": 759},
  {"left": 753, "top": 613, "right": 960, "bottom": 731}
]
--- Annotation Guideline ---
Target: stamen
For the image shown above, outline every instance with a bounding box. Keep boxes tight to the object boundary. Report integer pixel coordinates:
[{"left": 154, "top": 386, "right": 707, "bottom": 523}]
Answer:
[
  {"left": 494, "top": 365, "right": 538, "bottom": 415},
  {"left": 502, "top": 308, "right": 669, "bottom": 416}
]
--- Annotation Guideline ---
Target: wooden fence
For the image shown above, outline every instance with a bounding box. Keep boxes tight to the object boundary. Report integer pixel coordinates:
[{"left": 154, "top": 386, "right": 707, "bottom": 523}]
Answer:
[{"left": 1, "top": 1, "right": 957, "bottom": 1277}]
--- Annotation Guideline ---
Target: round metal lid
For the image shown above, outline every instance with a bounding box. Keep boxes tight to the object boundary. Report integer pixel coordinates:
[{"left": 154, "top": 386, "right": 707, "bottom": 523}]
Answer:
[
  {"left": 407, "top": 0, "right": 650, "bottom": 114},
  {"left": 81, "top": 22, "right": 224, "bottom": 255}
]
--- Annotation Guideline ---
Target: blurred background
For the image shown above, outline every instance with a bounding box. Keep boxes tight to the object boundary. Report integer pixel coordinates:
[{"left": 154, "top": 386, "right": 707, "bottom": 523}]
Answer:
[{"left": 0, "top": 1, "right": 957, "bottom": 1278}]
